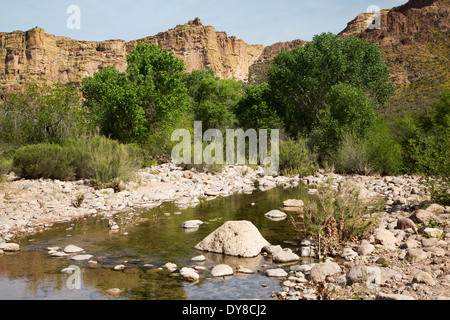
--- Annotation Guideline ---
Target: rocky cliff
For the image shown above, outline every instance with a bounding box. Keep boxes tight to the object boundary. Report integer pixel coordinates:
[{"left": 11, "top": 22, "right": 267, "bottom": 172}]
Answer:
[
  {"left": 339, "top": 0, "right": 449, "bottom": 117},
  {"left": 0, "top": 18, "right": 265, "bottom": 92}
]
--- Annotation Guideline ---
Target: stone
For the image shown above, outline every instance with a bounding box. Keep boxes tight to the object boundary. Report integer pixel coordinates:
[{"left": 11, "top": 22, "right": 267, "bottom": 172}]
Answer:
[
  {"left": 113, "top": 264, "right": 126, "bottom": 271},
  {"left": 0, "top": 243, "right": 20, "bottom": 252},
  {"left": 358, "top": 240, "right": 375, "bottom": 256},
  {"left": 191, "top": 255, "right": 206, "bottom": 262},
  {"left": 211, "top": 264, "right": 234, "bottom": 277},
  {"left": 104, "top": 288, "right": 121, "bottom": 298},
  {"left": 405, "top": 238, "right": 420, "bottom": 249},
  {"left": 410, "top": 209, "right": 435, "bottom": 224},
  {"left": 195, "top": 221, "right": 270, "bottom": 258},
  {"left": 376, "top": 293, "right": 414, "bottom": 300},
  {"left": 300, "top": 246, "right": 315, "bottom": 257},
  {"left": 374, "top": 229, "right": 398, "bottom": 247},
  {"left": 310, "top": 261, "right": 342, "bottom": 282},
  {"left": 266, "top": 268, "right": 288, "bottom": 277},
  {"left": 182, "top": 220, "right": 204, "bottom": 229},
  {"left": 264, "top": 210, "right": 287, "bottom": 220},
  {"left": 405, "top": 248, "right": 427, "bottom": 262},
  {"left": 71, "top": 254, "right": 93, "bottom": 261},
  {"left": 283, "top": 199, "right": 304, "bottom": 208},
  {"left": 341, "top": 247, "right": 358, "bottom": 260},
  {"left": 63, "top": 245, "right": 84, "bottom": 254},
  {"left": 262, "top": 245, "right": 283, "bottom": 254},
  {"left": 425, "top": 203, "right": 445, "bottom": 214},
  {"left": 290, "top": 264, "right": 312, "bottom": 273},
  {"left": 180, "top": 267, "right": 200, "bottom": 281},
  {"left": 423, "top": 246, "right": 445, "bottom": 257},
  {"left": 272, "top": 249, "right": 300, "bottom": 263},
  {"left": 423, "top": 228, "right": 443, "bottom": 238},
  {"left": 413, "top": 271, "right": 436, "bottom": 286}
]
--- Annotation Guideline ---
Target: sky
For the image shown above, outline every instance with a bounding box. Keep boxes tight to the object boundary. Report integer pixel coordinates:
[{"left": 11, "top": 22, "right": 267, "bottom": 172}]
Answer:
[{"left": 1, "top": 0, "right": 408, "bottom": 46}]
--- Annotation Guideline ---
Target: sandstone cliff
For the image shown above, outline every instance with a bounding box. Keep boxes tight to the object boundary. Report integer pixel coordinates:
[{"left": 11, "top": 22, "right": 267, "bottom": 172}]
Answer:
[
  {"left": 0, "top": 18, "right": 265, "bottom": 92},
  {"left": 339, "top": 0, "right": 449, "bottom": 117}
]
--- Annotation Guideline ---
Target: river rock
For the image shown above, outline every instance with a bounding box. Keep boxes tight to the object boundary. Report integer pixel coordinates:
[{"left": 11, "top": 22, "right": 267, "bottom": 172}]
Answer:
[
  {"left": 0, "top": 243, "right": 20, "bottom": 252},
  {"left": 266, "top": 268, "right": 288, "bottom": 277},
  {"left": 191, "top": 255, "right": 206, "bottom": 262},
  {"left": 374, "top": 229, "right": 398, "bottom": 246},
  {"left": 71, "top": 254, "right": 93, "bottom": 261},
  {"left": 272, "top": 249, "right": 300, "bottom": 263},
  {"left": 406, "top": 248, "right": 427, "bottom": 262},
  {"left": 180, "top": 267, "right": 200, "bottom": 281},
  {"left": 182, "top": 220, "right": 204, "bottom": 229},
  {"left": 194, "top": 221, "right": 270, "bottom": 258},
  {"left": 262, "top": 245, "right": 283, "bottom": 254},
  {"left": 283, "top": 199, "right": 304, "bottom": 208},
  {"left": 211, "top": 264, "right": 234, "bottom": 277},
  {"left": 410, "top": 209, "right": 435, "bottom": 224},
  {"left": 264, "top": 210, "right": 287, "bottom": 220},
  {"left": 423, "top": 228, "right": 443, "bottom": 238},
  {"left": 358, "top": 240, "right": 375, "bottom": 256},
  {"left": 310, "top": 261, "right": 342, "bottom": 282},
  {"left": 64, "top": 245, "right": 84, "bottom": 254},
  {"left": 413, "top": 271, "right": 436, "bottom": 286},
  {"left": 104, "top": 288, "right": 121, "bottom": 298},
  {"left": 376, "top": 293, "right": 414, "bottom": 300}
]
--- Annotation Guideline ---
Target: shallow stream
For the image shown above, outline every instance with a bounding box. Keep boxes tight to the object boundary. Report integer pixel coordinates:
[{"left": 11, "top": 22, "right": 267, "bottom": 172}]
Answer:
[{"left": 0, "top": 185, "right": 315, "bottom": 300}]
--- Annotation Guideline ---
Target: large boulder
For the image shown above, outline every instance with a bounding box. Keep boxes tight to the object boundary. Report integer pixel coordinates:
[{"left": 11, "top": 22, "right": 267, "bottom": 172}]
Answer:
[{"left": 194, "top": 221, "right": 270, "bottom": 258}]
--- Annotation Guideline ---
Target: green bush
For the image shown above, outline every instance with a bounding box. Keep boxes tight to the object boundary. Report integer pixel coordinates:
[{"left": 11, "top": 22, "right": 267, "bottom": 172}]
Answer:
[
  {"left": 333, "top": 120, "right": 403, "bottom": 175},
  {"left": 333, "top": 131, "right": 371, "bottom": 175},
  {"left": 13, "top": 143, "right": 75, "bottom": 180},
  {"left": 279, "top": 139, "right": 318, "bottom": 176},
  {"left": 66, "top": 135, "right": 142, "bottom": 185},
  {"left": 12, "top": 136, "right": 142, "bottom": 187}
]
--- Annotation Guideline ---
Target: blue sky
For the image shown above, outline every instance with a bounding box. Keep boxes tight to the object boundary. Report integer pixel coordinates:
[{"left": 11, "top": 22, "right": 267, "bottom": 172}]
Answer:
[{"left": 1, "top": 0, "right": 407, "bottom": 45}]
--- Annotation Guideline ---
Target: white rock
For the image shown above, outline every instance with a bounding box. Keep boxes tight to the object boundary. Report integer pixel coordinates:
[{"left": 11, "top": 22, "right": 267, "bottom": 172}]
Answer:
[
  {"left": 64, "top": 245, "right": 84, "bottom": 254},
  {"left": 0, "top": 243, "right": 20, "bottom": 252},
  {"left": 182, "top": 220, "right": 204, "bottom": 229},
  {"left": 180, "top": 267, "right": 199, "bottom": 281},
  {"left": 310, "top": 261, "right": 342, "bottom": 282},
  {"left": 191, "top": 255, "right": 206, "bottom": 262},
  {"left": 272, "top": 249, "right": 300, "bottom": 263},
  {"left": 211, "top": 264, "right": 234, "bottom": 277},
  {"left": 71, "top": 254, "right": 93, "bottom": 261},
  {"left": 283, "top": 199, "right": 304, "bottom": 208},
  {"left": 266, "top": 268, "right": 288, "bottom": 277},
  {"left": 195, "top": 221, "right": 270, "bottom": 258},
  {"left": 374, "top": 229, "right": 398, "bottom": 247},
  {"left": 264, "top": 210, "right": 287, "bottom": 219},
  {"left": 423, "top": 228, "right": 443, "bottom": 238}
]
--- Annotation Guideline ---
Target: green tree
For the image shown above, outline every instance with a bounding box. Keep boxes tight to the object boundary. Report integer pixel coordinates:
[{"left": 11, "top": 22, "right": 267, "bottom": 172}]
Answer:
[
  {"left": 0, "top": 82, "right": 86, "bottom": 145},
  {"left": 183, "top": 69, "right": 242, "bottom": 130},
  {"left": 268, "top": 33, "right": 394, "bottom": 136},
  {"left": 81, "top": 66, "right": 147, "bottom": 143},
  {"left": 82, "top": 43, "right": 189, "bottom": 152},
  {"left": 309, "top": 83, "right": 377, "bottom": 158},
  {"left": 234, "top": 83, "right": 283, "bottom": 130}
]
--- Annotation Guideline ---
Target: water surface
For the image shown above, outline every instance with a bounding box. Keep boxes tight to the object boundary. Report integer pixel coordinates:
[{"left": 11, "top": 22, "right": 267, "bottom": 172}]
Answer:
[{"left": 0, "top": 185, "right": 314, "bottom": 300}]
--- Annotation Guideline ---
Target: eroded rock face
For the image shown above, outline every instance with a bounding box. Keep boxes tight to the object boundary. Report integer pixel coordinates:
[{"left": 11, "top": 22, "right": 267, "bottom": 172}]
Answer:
[
  {"left": 0, "top": 18, "right": 265, "bottom": 91},
  {"left": 194, "top": 220, "right": 270, "bottom": 258}
]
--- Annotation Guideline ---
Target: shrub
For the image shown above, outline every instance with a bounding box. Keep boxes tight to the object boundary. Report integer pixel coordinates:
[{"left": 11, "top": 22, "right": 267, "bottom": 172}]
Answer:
[
  {"left": 333, "top": 120, "right": 403, "bottom": 176},
  {"left": 333, "top": 131, "right": 371, "bottom": 175},
  {"left": 290, "top": 179, "right": 380, "bottom": 257},
  {"left": 12, "top": 136, "right": 142, "bottom": 187},
  {"left": 0, "top": 82, "right": 87, "bottom": 146},
  {"left": 13, "top": 143, "right": 75, "bottom": 180},
  {"left": 67, "top": 135, "right": 142, "bottom": 186},
  {"left": 279, "top": 139, "right": 318, "bottom": 176}
]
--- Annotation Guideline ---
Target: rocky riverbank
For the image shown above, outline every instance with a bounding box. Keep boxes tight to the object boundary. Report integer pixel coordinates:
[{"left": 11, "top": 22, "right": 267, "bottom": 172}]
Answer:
[
  {"left": 0, "top": 164, "right": 449, "bottom": 300},
  {"left": 0, "top": 164, "right": 300, "bottom": 242}
]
